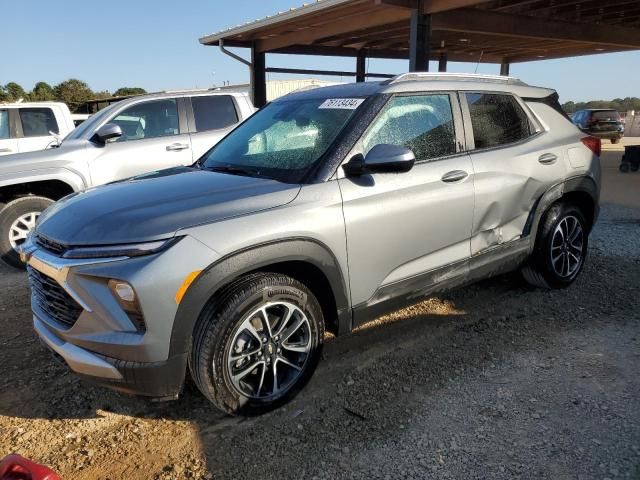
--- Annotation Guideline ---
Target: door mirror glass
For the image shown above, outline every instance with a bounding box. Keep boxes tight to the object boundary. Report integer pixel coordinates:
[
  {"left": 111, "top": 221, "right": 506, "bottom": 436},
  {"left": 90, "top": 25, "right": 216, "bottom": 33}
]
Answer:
[
  {"left": 94, "top": 123, "right": 123, "bottom": 144},
  {"left": 344, "top": 144, "right": 415, "bottom": 176}
]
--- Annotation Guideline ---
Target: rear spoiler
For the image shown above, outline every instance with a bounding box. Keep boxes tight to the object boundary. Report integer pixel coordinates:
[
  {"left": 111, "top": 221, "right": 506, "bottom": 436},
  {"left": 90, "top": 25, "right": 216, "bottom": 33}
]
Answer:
[{"left": 523, "top": 92, "right": 567, "bottom": 118}]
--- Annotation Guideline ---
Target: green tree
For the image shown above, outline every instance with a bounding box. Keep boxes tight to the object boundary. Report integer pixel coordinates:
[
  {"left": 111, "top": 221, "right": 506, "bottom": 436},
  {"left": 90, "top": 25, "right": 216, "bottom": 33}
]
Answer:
[
  {"left": 113, "top": 87, "right": 147, "bottom": 97},
  {"left": 4, "top": 82, "right": 28, "bottom": 102},
  {"left": 53, "top": 79, "right": 94, "bottom": 111},
  {"left": 92, "top": 90, "right": 113, "bottom": 100},
  {"left": 30, "top": 81, "right": 55, "bottom": 101}
]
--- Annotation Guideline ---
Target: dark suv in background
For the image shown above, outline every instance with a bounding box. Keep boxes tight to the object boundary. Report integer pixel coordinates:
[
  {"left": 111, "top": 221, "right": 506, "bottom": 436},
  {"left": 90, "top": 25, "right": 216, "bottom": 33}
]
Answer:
[{"left": 572, "top": 109, "right": 625, "bottom": 143}]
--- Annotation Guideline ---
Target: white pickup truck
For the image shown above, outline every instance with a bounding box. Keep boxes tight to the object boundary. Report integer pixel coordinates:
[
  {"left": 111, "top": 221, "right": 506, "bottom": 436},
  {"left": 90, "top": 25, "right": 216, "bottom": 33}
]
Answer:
[
  {"left": 0, "top": 90, "right": 255, "bottom": 267},
  {"left": 0, "top": 102, "right": 76, "bottom": 156}
]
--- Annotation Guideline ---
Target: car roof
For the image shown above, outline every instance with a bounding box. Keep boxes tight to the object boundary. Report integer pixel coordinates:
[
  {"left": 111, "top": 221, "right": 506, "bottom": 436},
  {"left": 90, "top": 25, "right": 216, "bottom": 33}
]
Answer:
[
  {"left": 276, "top": 73, "right": 556, "bottom": 102},
  {"left": 115, "top": 89, "right": 249, "bottom": 106},
  {"left": 0, "top": 102, "right": 69, "bottom": 108}
]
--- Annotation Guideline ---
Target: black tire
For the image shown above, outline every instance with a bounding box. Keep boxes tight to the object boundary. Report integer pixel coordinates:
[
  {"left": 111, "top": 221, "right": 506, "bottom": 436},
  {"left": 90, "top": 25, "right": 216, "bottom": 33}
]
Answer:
[
  {"left": 620, "top": 162, "right": 630, "bottom": 173},
  {"left": 631, "top": 163, "right": 640, "bottom": 173},
  {"left": 189, "top": 272, "right": 325, "bottom": 415},
  {"left": 0, "top": 196, "right": 53, "bottom": 269},
  {"left": 521, "top": 203, "right": 589, "bottom": 289}
]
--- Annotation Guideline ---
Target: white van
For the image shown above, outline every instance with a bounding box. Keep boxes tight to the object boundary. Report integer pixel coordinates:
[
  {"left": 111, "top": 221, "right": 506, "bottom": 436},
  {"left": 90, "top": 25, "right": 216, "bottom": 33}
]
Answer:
[{"left": 0, "top": 102, "right": 75, "bottom": 155}]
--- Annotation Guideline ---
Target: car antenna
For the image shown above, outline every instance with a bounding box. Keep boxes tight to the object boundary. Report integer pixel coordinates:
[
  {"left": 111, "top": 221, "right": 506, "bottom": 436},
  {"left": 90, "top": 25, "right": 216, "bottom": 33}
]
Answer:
[{"left": 474, "top": 50, "right": 484, "bottom": 74}]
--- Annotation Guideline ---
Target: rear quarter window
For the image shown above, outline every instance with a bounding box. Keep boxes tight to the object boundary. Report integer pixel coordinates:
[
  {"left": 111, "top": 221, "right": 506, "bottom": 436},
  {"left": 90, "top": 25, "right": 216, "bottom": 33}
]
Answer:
[
  {"left": 0, "top": 110, "right": 9, "bottom": 139},
  {"left": 465, "top": 93, "right": 532, "bottom": 150},
  {"left": 19, "top": 107, "right": 59, "bottom": 137},
  {"left": 191, "top": 95, "right": 239, "bottom": 132}
]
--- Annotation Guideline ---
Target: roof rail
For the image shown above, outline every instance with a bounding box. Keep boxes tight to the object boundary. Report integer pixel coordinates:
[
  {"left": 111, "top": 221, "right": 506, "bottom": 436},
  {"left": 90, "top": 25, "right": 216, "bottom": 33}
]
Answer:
[{"left": 388, "top": 72, "right": 523, "bottom": 85}]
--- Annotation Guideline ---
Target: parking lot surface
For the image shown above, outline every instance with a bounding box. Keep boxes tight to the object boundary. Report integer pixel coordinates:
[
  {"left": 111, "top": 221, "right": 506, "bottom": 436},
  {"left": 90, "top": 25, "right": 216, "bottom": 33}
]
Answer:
[{"left": 0, "top": 150, "right": 638, "bottom": 479}]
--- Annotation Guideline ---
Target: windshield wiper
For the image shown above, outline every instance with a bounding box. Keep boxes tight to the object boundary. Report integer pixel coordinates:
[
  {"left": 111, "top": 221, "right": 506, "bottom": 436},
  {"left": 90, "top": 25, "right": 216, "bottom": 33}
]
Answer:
[{"left": 205, "top": 165, "right": 263, "bottom": 178}]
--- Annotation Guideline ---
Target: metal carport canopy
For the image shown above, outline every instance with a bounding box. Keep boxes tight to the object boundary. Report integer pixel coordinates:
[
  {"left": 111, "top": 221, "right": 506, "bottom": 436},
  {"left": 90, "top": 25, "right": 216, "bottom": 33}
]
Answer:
[{"left": 199, "top": 0, "right": 640, "bottom": 106}]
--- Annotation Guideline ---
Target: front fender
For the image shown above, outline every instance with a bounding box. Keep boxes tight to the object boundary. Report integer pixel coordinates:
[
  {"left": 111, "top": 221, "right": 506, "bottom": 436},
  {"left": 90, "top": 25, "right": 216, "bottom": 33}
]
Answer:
[
  {"left": 168, "top": 237, "right": 351, "bottom": 358},
  {"left": 0, "top": 167, "right": 87, "bottom": 192}
]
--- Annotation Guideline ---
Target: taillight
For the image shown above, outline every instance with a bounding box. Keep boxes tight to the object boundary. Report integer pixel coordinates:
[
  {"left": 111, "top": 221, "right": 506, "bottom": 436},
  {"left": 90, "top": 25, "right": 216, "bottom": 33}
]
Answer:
[{"left": 581, "top": 136, "right": 601, "bottom": 157}]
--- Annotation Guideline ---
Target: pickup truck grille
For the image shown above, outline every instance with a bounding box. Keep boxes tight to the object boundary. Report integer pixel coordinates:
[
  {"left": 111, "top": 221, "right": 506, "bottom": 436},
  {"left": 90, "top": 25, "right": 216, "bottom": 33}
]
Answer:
[
  {"left": 28, "top": 267, "right": 83, "bottom": 328},
  {"left": 35, "top": 234, "right": 68, "bottom": 256}
]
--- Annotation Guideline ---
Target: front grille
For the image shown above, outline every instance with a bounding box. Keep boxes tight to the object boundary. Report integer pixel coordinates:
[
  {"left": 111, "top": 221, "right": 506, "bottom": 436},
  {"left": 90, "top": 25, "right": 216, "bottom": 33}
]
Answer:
[
  {"left": 35, "top": 234, "right": 68, "bottom": 256},
  {"left": 28, "top": 267, "right": 83, "bottom": 328}
]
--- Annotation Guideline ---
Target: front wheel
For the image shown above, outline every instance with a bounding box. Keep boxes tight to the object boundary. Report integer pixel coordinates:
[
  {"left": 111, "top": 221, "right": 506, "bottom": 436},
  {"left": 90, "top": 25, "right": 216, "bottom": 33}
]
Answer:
[
  {"left": 189, "top": 273, "right": 324, "bottom": 415},
  {"left": 521, "top": 203, "right": 589, "bottom": 289},
  {"left": 0, "top": 196, "right": 53, "bottom": 269}
]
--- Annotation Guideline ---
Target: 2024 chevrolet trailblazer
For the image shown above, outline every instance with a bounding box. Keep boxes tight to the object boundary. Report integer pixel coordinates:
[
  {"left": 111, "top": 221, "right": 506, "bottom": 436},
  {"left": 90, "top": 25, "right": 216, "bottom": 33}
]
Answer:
[{"left": 20, "top": 74, "right": 600, "bottom": 414}]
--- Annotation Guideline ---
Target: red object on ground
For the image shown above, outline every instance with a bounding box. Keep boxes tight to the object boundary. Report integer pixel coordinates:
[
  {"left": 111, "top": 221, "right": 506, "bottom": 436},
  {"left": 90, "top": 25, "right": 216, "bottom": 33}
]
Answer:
[{"left": 0, "top": 455, "right": 60, "bottom": 480}]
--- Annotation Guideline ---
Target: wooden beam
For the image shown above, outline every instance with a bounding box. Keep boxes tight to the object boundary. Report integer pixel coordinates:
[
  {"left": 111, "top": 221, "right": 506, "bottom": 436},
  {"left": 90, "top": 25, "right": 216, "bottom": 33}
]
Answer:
[
  {"left": 256, "top": 6, "right": 412, "bottom": 52},
  {"left": 409, "top": 2, "right": 431, "bottom": 71},
  {"left": 356, "top": 50, "right": 367, "bottom": 81},
  {"left": 250, "top": 45, "right": 266, "bottom": 108},
  {"left": 431, "top": 7, "right": 640, "bottom": 48},
  {"left": 377, "top": 0, "right": 487, "bottom": 11}
]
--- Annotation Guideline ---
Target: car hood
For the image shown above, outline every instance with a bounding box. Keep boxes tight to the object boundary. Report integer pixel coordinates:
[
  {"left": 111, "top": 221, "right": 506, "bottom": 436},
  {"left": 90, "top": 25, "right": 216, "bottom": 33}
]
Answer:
[{"left": 36, "top": 167, "right": 301, "bottom": 246}]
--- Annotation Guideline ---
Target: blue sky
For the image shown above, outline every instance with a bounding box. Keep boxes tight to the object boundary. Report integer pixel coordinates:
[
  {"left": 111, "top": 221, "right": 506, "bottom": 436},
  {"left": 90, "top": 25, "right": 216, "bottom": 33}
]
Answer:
[{"left": 3, "top": 0, "right": 639, "bottom": 102}]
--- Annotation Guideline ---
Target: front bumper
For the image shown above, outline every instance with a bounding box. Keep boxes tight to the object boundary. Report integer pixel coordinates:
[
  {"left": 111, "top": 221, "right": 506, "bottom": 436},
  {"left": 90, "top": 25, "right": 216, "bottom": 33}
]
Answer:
[{"left": 20, "top": 235, "right": 218, "bottom": 398}]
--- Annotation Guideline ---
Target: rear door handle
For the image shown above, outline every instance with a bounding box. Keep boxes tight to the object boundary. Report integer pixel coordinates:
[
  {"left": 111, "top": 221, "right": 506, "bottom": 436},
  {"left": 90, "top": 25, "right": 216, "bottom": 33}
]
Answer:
[
  {"left": 0, "top": 148, "right": 13, "bottom": 153},
  {"left": 538, "top": 153, "right": 558, "bottom": 165},
  {"left": 441, "top": 170, "right": 468, "bottom": 183},
  {"left": 166, "top": 143, "right": 190, "bottom": 152}
]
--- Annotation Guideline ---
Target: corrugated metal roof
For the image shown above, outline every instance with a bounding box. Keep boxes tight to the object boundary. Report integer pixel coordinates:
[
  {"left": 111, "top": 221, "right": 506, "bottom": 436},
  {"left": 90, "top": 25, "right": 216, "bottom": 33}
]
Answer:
[{"left": 199, "top": 0, "right": 353, "bottom": 45}]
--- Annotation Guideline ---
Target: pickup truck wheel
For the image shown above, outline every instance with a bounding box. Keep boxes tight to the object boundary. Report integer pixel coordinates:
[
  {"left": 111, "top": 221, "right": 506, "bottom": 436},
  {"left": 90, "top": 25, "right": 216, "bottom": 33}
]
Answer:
[
  {"left": 521, "top": 203, "right": 588, "bottom": 289},
  {"left": 0, "top": 196, "right": 53, "bottom": 269},
  {"left": 190, "top": 273, "right": 324, "bottom": 415}
]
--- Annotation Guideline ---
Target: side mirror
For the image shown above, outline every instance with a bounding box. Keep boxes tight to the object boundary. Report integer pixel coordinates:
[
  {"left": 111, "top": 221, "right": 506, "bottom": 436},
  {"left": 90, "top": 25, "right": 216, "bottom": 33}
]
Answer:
[
  {"left": 94, "top": 123, "right": 122, "bottom": 144},
  {"left": 343, "top": 144, "right": 416, "bottom": 176}
]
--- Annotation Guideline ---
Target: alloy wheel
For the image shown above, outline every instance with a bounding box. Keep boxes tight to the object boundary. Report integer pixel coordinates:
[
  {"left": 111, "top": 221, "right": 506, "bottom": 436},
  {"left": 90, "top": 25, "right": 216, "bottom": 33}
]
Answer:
[
  {"left": 550, "top": 215, "right": 584, "bottom": 278},
  {"left": 226, "top": 301, "right": 312, "bottom": 400},
  {"left": 9, "top": 212, "right": 40, "bottom": 249}
]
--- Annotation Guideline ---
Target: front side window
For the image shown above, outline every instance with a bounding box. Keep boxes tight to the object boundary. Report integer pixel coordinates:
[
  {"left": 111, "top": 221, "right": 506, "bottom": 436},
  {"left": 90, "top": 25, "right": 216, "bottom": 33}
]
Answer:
[
  {"left": 110, "top": 99, "right": 179, "bottom": 142},
  {"left": 363, "top": 94, "right": 456, "bottom": 161},
  {"left": 192, "top": 95, "right": 238, "bottom": 132},
  {"left": 0, "top": 110, "right": 9, "bottom": 140},
  {"left": 201, "top": 97, "right": 362, "bottom": 182},
  {"left": 19, "top": 108, "right": 59, "bottom": 137},
  {"left": 465, "top": 93, "right": 532, "bottom": 149}
]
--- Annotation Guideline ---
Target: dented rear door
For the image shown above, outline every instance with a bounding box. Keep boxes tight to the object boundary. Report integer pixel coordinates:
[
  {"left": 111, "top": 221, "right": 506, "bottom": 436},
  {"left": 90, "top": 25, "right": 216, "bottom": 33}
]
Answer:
[{"left": 461, "top": 92, "right": 566, "bottom": 255}]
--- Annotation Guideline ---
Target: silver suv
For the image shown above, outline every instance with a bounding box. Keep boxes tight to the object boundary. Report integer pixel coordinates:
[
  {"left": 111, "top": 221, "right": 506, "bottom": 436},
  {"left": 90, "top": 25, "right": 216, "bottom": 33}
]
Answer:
[
  {"left": 0, "top": 90, "right": 254, "bottom": 268},
  {"left": 21, "top": 73, "right": 600, "bottom": 414}
]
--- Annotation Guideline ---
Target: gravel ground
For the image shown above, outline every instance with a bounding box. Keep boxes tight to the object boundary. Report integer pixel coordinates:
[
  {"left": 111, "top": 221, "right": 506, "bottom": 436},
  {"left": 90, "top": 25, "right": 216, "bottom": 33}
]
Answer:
[{"left": 0, "top": 153, "right": 638, "bottom": 479}]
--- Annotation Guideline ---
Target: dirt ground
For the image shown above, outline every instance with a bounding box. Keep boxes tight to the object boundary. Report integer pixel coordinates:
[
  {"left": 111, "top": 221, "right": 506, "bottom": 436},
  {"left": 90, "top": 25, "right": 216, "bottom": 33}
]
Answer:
[{"left": 0, "top": 150, "right": 639, "bottom": 479}]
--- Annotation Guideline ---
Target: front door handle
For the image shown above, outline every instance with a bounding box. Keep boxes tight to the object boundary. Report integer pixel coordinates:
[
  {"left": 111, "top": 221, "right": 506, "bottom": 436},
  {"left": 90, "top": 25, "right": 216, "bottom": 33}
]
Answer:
[
  {"left": 0, "top": 148, "right": 13, "bottom": 153},
  {"left": 441, "top": 170, "right": 468, "bottom": 183},
  {"left": 166, "top": 143, "right": 190, "bottom": 152},
  {"left": 538, "top": 153, "right": 558, "bottom": 165}
]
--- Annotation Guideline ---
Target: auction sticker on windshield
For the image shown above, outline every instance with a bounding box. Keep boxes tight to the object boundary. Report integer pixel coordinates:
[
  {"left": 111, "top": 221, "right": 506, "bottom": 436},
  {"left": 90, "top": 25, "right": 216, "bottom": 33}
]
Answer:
[{"left": 319, "top": 98, "right": 365, "bottom": 109}]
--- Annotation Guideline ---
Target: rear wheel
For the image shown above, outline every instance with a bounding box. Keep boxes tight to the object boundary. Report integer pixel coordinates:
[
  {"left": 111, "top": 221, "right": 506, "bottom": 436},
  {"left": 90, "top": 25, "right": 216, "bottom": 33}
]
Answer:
[
  {"left": 521, "top": 203, "right": 589, "bottom": 289},
  {"left": 0, "top": 196, "right": 53, "bottom": 269},
  {"left": 189, "top": 273, "right": 324, "bottom": 415}
]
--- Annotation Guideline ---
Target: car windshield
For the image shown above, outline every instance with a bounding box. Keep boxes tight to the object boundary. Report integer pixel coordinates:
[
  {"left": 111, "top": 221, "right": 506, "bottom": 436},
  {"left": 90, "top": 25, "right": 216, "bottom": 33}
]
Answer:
[
  {"left": 63, "top": 103, "right": 120, "bottom": 142},
  {"left": 200, "top": 97, "right": 365, "bottom": 183}
]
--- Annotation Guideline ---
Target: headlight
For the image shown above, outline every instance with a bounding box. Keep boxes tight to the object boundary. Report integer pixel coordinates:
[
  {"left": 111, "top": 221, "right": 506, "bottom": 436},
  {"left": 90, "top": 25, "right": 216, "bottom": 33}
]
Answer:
[{"left": 62, "top": 237, "right": 181, "bottom": 259}]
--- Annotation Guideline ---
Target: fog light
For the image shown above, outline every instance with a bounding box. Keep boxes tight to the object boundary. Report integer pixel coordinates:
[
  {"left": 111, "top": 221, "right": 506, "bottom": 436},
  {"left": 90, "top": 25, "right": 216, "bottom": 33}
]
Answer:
[
  {"left": 112, "top": 281, "right": 135, "bottom": 302},
  {"left": 108, "top": 279, "right": 146, "bottom": 332}
]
